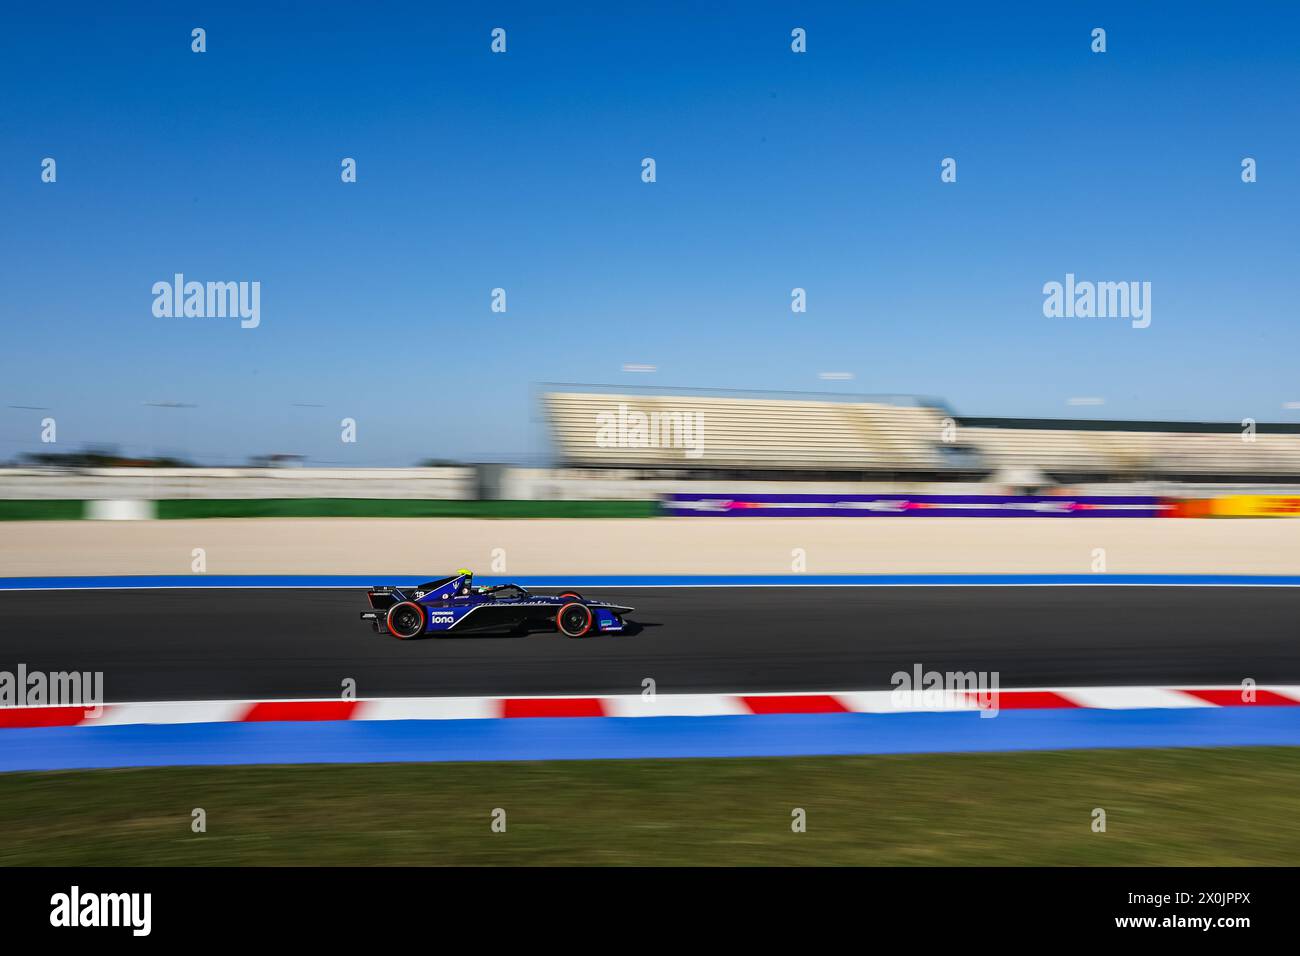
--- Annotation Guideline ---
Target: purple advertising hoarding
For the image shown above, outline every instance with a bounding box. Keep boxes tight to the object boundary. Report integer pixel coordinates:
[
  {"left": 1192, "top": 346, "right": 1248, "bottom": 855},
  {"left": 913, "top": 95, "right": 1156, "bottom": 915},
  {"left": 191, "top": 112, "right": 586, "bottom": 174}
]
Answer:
[{"left": 662, "top": 493, "right": 1168, "bottom": 518}]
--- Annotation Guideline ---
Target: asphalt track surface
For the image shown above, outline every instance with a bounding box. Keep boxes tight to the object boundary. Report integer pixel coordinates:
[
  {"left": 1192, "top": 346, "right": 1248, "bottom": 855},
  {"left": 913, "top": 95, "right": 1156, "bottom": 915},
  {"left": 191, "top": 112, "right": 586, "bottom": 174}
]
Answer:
[{"left": 1, "top": 586, "right": 1297, "bottom": 702}]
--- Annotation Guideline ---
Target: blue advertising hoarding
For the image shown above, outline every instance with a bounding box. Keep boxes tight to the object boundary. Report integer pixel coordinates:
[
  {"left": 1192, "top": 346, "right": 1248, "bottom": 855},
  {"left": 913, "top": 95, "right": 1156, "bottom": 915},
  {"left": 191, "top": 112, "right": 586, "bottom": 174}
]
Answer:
[{"left": 662, "top": 494, "right": 1168, "bottom": 517}]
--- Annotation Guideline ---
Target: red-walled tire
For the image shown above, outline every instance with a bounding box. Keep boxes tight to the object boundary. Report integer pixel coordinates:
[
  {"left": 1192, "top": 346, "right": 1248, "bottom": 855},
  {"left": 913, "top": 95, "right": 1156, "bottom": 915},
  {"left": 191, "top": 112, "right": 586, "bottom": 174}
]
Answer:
[
  {"left": 558, "top": 591, "right": 583, "bottom": 601},
  {"left": 556, "top": 602, "right": 593, "bottom": 638},
  {"left": 386, "top": 601, "right": 425, "bottom": 640}
]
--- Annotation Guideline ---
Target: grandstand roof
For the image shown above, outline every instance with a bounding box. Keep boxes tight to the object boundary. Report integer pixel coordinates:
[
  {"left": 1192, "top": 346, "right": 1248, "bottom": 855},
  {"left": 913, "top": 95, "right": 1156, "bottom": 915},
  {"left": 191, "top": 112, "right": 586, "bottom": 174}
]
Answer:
[{"left": 958, "top": 416, "right": 1300, "bottom": 434}]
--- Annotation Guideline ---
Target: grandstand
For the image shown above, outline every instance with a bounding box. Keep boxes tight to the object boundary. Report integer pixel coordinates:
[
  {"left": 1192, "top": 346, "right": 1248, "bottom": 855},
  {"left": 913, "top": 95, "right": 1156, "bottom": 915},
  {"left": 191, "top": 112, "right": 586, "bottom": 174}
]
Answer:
[
  {"left": 961, "top": 417, "right": 1300, "bottom": 483},
  {"left": 543, "top": 387, "right": 1300, "bottom": 483},
  {"left": 543, "top": 388, "right": 971, "bottom": 480}
]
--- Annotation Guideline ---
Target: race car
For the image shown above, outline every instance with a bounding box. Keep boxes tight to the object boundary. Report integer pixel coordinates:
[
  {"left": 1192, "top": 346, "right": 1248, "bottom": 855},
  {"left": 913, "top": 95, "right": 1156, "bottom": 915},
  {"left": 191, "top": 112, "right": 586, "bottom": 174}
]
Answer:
[{"left": 359, "top": 569, "right": 634, "bottom": 639}]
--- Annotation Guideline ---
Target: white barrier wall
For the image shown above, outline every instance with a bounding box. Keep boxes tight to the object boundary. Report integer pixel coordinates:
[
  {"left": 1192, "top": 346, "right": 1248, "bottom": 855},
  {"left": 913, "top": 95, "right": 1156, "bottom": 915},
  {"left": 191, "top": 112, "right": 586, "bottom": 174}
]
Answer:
[
  {"left": 0, "top": 467, "right": 1019, "bottom": 501},
  {"left": 5, "top": 467, "right": 1300, "bottom": 502},
  {"left": 498, "top": 468, "right": 1015, "bottom": 500},
  {"left": 0, "top": 468, "right": 474, "bottom": 500}
]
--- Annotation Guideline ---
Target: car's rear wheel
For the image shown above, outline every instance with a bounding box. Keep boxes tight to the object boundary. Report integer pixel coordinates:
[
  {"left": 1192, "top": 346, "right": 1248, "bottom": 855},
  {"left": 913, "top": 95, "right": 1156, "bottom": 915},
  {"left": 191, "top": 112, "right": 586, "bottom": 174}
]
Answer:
[
  {"left": 386, "top": 601, "right": 425, "bottom": 639},
  {"left": 558, "top": 590, "right": 583, "bottom": 601},
  {"left": 556, "top": 602, "right": 593, "bottom": 638}
]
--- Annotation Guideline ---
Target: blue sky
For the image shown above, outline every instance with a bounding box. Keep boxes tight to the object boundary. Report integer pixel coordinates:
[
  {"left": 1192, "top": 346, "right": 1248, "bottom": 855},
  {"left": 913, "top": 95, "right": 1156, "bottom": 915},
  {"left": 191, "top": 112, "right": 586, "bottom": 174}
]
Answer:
[{"left": 2, "top": 2, "right": 1298, "bottom": 465}]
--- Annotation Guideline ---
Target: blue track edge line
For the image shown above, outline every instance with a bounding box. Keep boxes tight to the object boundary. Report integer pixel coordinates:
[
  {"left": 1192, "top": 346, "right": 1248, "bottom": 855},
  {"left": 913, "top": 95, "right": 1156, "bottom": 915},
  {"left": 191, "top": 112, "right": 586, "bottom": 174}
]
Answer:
[
  {"left": 5, "top": 573, "right": 1300, "bottom": 590},
  {"left": 3, "top": 708, "right": 1300, "bottom": 771}
]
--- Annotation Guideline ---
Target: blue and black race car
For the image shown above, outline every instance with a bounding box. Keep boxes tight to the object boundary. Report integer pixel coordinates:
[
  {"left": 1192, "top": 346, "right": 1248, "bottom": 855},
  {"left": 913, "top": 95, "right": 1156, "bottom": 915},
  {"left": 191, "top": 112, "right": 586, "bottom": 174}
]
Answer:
[{"left": 359, "top": 570, "right": 634, "bottom": 639}]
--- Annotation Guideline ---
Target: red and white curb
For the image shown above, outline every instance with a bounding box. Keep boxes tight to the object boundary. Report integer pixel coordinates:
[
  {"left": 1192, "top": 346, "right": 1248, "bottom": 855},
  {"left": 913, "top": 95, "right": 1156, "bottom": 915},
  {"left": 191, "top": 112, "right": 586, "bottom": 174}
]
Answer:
[{"left": 1, "top": 685, "right": 1298, "bottom": 729}]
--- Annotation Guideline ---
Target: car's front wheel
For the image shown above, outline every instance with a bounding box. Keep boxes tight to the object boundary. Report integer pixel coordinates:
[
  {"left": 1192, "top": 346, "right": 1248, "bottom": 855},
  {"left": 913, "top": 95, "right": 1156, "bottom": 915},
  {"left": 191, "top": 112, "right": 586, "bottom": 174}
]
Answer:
[{"left": 556, "top": 602, "right": 593, "bottom": 638}]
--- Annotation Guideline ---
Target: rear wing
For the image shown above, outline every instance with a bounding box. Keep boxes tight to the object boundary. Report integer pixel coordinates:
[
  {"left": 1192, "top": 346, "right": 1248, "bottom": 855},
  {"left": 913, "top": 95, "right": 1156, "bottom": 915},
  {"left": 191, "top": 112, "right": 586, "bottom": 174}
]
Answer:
[{"left": 366, "top": 587, "right": 407, "bottom": 611}]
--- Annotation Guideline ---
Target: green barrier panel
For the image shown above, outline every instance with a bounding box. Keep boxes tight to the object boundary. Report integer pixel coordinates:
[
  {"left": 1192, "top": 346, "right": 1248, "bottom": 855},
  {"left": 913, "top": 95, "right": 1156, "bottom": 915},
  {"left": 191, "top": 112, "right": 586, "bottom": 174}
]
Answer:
[
  {"left": 0, "top": 500, "right": 85, "bottom": 521},
  {"left": 153, "top": 499, "right": 658, "bottom": 519}
]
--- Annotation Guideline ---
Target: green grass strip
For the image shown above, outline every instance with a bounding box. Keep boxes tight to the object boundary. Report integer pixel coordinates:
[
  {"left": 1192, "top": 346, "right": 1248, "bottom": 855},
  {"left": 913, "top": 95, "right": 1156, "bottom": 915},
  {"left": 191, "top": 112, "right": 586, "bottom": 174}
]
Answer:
[{"left": 2, "top": 748, "right": 1297, "bottom": 865}]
